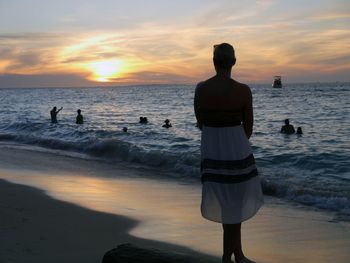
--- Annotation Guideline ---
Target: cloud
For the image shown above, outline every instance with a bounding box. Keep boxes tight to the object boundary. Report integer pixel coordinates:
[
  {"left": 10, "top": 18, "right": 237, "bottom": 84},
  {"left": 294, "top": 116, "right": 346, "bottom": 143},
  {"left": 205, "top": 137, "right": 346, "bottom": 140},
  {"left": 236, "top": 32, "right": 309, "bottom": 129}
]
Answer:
[
  {"left": 0, "top": 32, "right": 75, "bottom": 74},
  {"left": 0, "top": 32, "right": 59, "bottom": 40},
  {"left": 62, "top": 52, "right": 122, "bottom": 64},
  {"left": 311, "top": 12, "right": 350, "bottom": 21},
  {"left": 0, "top": 47, "right": 16, "bottom": 59},
  {"left": 110, "top": 70, "right": 196, "bottom": 85},
  {"left": 0, "top": 73, "right": 95, "bottom": 88},
  {"left": 5, "top": 51, "right": 42, "bottom": 71}
]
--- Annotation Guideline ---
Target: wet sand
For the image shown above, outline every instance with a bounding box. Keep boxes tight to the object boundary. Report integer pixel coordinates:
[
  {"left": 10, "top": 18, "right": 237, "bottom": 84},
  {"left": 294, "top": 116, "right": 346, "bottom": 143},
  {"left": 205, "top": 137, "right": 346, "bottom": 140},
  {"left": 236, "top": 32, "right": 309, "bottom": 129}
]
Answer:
[{"left": 1, "top": 145, "right": 350, "bottom": 263}]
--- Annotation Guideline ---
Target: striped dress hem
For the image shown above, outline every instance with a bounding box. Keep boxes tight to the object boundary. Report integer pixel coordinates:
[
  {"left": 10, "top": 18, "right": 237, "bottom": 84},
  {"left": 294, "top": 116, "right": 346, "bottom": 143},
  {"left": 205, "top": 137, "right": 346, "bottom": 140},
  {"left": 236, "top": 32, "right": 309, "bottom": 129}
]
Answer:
[{"left": 200, "top": 125, "right": 264, "bottom": 224}]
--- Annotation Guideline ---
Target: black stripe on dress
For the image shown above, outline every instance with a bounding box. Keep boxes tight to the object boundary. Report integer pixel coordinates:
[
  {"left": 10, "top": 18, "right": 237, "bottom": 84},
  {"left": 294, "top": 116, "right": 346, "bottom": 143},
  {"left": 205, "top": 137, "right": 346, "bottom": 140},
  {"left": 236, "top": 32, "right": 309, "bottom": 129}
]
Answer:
[
  {"left": 201, "top": 169, "right": 258, "bottom": 184},
  {"left": 202, "top": 120, "right": 242, "bottom": 127},
  {"left": 201, "top": 154, "right": 256, "bottom": 171}
]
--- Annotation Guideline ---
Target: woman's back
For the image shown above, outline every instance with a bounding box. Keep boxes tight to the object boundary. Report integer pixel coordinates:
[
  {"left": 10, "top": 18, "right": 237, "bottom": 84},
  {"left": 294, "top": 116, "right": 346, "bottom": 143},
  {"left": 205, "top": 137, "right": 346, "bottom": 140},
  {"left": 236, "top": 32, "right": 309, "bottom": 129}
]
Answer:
[{"left": 195, "top": 76, "right": 253, "bottom": 135}]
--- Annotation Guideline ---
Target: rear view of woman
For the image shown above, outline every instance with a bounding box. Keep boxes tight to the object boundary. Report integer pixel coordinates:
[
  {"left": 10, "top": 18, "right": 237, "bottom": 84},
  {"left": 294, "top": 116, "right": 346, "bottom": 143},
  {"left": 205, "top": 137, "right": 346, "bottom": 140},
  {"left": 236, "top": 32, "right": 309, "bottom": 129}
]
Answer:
[{"left": 194, "top": 43, "right": 263, "bottom": 263}]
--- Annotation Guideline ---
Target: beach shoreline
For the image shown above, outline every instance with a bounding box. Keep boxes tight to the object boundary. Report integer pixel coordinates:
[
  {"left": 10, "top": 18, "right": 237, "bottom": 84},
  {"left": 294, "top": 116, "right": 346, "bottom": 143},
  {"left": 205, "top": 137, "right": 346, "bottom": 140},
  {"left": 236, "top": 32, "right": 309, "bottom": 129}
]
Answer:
[
  {"left": 0, "top": 178, "right": 218, "bottom": 263},
  {"left": 1, "top": 145, "right": 350, "bottom": 263}
]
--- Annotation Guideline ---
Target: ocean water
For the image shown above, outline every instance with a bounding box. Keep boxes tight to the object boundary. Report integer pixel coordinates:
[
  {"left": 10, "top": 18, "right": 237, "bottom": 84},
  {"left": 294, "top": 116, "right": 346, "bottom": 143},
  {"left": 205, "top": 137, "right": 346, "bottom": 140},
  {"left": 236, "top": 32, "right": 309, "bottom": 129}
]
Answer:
[{"left": 0, "top": 83, "right": 349, "bottom": 218}]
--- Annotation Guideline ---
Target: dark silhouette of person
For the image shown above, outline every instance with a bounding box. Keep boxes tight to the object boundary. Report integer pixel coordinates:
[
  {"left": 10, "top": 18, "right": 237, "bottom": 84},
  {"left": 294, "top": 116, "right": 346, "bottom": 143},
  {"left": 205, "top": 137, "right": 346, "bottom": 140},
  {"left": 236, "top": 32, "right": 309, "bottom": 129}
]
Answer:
[
  {"left": 281, "top": 119, "right": 295, "bottom": 134},
  {"left": 296, "top": 127, "right": 303, "bottom": 134},
  {"left": 194, "top": 43, "right": 263, "bottom": 263},
  {"left": 122, "top": 127, "right": 128, "bottom": 132},
  {"left": 162, "top": 119, "right": 172, "bottom": 128},
  {"left": 139, "top": 117, "right": 148, "bottom": 124},
  {"left": 50, "top": 106, "right": 62, "bottom": 123},
  {"left": 76, "top": 109, "right": 84, "bottom": 124}
]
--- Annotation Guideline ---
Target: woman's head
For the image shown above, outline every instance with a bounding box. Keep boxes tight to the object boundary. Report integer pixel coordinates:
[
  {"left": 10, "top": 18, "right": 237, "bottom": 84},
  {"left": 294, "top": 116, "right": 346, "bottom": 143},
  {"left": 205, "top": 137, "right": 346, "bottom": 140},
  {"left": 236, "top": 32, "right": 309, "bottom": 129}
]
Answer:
[{"left": 213, "top": 43, "right": 236, "bottom": 70}]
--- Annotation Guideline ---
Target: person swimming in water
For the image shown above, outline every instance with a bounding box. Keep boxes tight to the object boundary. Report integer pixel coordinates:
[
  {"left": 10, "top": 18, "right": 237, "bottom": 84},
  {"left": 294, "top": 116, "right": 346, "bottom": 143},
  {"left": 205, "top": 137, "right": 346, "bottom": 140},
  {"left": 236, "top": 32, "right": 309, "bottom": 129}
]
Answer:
[
  {"left": 296, "top": 127, "right": 303, "bottom": 134},
  {"left": 281, "top": 119, "right": 295, "bottom": 134},
  {"left": 139, "top": 117, "right": 148, "bottom": 124},
  {"left": 50, "top": 106, "right": 63, "bottom": 123},
  {"left": 76, "top": 109, "right": 83, "bottom": 124},
  {"left": 162, "top": 119, "right": 172, "bottom": 128}
]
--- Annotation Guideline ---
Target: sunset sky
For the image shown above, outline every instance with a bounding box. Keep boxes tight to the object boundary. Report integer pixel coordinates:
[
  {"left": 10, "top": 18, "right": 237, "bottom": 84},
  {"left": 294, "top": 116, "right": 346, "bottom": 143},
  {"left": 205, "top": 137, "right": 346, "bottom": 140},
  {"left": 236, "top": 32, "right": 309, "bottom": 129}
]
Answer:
[{"left": 0, "top": 0, "right": 349, "bottom": 87}]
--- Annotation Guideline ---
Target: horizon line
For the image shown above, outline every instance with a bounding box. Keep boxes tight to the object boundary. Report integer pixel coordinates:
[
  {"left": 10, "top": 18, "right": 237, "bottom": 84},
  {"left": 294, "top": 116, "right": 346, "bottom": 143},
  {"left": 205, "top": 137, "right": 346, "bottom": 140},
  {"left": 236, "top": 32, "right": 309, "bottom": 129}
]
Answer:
[{"left": 1, "top": 81, "right": 349, "bottom": 89}]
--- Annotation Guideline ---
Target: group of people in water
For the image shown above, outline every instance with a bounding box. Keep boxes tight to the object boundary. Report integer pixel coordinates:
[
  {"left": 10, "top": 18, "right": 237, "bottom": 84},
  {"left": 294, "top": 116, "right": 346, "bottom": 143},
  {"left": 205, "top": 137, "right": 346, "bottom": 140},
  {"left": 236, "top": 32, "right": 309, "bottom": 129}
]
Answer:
[
  {"left": 50, "top": 107, "right": 172, "bottom": 131},
  {"left": 138, "top": 116, "right": 172, "bottom": 129},
  {"left": 139, "top": 116, "right": 172, "bottom": 128},
  {"left": 50, "top": 107, "right": 84, "bottom": 124},
  {"left": 52, "top": 106, "right": 301, "bottom": 135},
  {"left": 281, "top": 118, "right": 303, "bottom": 135}
]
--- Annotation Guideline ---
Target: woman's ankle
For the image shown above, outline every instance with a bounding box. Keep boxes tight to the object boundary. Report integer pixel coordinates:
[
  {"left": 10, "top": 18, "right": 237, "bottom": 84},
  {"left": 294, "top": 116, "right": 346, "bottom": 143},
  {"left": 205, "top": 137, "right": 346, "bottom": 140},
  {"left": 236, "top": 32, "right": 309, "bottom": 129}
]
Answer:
[
  {"left": 235, "top": 255, "right": 256, "bottom": 263},
  {"left": 234, "top": 251, "right": 245, "bottom": 262},
  {"left": 222, "top": 254, "right": 233, "bottom": 262}
]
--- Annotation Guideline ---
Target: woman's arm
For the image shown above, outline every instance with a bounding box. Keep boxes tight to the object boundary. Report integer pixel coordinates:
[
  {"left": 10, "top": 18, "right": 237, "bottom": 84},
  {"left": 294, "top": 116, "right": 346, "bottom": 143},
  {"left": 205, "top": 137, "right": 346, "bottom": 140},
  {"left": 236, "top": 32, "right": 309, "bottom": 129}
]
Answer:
[
  {"left": 194, "top": 83, "right": 203, "bottom": 130},
  {"left": 242, "top": 87, "right": 253, "bottom": 139}
]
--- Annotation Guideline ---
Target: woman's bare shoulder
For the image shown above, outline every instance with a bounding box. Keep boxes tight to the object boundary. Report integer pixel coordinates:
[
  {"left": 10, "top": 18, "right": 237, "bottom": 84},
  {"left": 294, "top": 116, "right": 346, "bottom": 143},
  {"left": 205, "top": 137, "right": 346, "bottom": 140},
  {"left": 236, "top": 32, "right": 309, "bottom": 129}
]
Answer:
[
  {"left": 195, "top": 81, "right": 205, "bottom": 90},
  {"left": 195, "top": 77, "right": 215, "bottom": 92},
  {"left": 232, "top": 79, "right": 249, "bottom": 88},
  {"left": 232, "top": 80, "right": 251, "bottom": 94}
]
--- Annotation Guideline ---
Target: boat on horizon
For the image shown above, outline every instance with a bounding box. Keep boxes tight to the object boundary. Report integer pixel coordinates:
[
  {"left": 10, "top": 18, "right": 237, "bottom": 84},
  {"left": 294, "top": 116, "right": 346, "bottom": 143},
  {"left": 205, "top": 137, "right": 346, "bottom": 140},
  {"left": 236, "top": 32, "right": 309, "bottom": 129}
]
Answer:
[{"left": 272, "top": 76, "right": 282, "bottom": 88}]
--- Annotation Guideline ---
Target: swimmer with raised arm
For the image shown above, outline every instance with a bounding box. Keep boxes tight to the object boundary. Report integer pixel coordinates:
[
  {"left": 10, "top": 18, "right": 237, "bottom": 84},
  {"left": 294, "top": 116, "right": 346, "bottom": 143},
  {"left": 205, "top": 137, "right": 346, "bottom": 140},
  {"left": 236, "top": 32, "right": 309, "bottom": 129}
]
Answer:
[{"left": 50, "top": 106, "right": 63, "bottom": 123}]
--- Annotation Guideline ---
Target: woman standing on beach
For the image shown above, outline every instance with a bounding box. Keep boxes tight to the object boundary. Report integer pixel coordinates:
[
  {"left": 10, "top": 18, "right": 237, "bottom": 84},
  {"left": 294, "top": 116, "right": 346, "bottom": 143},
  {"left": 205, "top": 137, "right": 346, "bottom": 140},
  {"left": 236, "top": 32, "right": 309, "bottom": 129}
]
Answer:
[{"left": 194, "top": 43, "right": 263, "bottom": 263}]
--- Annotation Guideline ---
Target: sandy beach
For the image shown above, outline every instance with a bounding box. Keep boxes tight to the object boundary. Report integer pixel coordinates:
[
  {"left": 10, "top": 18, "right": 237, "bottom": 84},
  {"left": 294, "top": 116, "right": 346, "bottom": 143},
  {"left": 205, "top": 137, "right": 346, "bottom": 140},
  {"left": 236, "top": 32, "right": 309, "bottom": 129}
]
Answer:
[
  {"left": 0, "top": 178, "right": 219, "bottom": 263},
  {"left": 1, "top": 144, "right": 350, "bottom": 263}
]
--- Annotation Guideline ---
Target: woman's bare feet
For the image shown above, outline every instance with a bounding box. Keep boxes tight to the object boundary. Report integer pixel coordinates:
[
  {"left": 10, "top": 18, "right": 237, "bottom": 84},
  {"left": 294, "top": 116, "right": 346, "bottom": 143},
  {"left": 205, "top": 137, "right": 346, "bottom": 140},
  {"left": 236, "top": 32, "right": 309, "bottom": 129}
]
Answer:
[
  {"left": 235, "top": 255, "right": 256, "bottom": 263},
  {"left": 222, "top": 255, "right": 234, "bottom": 263}
]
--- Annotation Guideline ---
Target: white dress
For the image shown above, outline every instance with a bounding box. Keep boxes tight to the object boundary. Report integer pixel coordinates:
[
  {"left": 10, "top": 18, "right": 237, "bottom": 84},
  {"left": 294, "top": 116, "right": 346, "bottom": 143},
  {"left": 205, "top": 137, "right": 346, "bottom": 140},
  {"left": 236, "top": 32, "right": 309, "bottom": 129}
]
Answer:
[{"left": 201, "top": 125, "right": 264, "bottom": 224}]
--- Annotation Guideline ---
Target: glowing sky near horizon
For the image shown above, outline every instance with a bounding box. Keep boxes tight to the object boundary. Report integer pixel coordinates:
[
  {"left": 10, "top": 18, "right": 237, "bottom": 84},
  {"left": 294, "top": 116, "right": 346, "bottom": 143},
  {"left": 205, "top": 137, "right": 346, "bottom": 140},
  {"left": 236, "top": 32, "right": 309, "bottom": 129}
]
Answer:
[{"left": 0, "top": 0, "right": 349, "bottom": 87}]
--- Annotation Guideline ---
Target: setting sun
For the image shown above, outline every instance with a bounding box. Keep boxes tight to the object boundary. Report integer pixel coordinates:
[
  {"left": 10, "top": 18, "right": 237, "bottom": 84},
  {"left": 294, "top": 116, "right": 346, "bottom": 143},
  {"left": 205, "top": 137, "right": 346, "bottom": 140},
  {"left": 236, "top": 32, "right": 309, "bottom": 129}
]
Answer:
[{"left": 88, "top": 60, "right": 124, "bottom": 82}]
